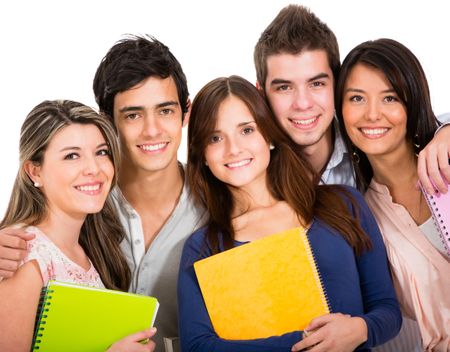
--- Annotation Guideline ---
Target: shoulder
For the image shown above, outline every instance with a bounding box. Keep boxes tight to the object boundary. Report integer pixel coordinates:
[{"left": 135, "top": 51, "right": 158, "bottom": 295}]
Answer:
[
  {"left": 25, "top": 227, "right": 52, "bottom": 256},
  {"left": 180, "top": 226, "right": 214, "bottom": 267},
  {"left": 183, "top": 226, "right": 209, "bottom": 253}
]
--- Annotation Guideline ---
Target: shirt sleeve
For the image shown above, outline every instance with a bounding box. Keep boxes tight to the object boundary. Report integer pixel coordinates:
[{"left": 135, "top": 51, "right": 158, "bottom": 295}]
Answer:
[
  {"left": 177, "top": 229, "right": 302, "bottom": 352},
  {"left": 23, "top": 233, "right": 53, "bottom": 285},
  {"left": 348, "top": 188, "right": 402, "bottom": 348}
]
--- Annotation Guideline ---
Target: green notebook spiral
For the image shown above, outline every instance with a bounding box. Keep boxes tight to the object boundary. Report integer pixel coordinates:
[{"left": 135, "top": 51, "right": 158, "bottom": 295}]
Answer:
[{"left": 32, "top": 280, "right": 159, "bottom": 351}]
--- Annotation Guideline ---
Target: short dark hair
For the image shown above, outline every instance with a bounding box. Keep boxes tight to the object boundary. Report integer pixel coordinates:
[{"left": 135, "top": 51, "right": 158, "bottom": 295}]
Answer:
[
  {"left": 93, "top": 35, "right": 189, "bottom": 122},
  {"left": 335, "top": 38, "right": 440, "bottom": 191},
  {"left": 254, "top": 4, "right": 340, "bottom": 89}
]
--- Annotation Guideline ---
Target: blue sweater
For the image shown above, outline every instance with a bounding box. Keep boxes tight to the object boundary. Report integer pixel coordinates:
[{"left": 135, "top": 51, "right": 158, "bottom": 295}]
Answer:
[{"left": 177, "top": 188, "right": 401, "bottom": 351}]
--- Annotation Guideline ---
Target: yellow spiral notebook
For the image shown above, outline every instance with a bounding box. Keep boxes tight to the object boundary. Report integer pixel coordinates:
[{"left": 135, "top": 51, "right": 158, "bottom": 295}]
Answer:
[{"left": 194, "top": 227, "right": 329, "bottom": 339}]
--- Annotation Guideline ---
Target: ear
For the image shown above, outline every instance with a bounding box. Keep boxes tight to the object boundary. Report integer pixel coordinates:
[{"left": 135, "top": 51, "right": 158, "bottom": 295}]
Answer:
[
  {"left": 255, "top": 81, "right": 265, "bottom": 96},
  {"left": 182, "top": 98, "right": 191, "bottom": 127},
  {"left": 23, "top": 160, "right": 42, "bottom": 186}
]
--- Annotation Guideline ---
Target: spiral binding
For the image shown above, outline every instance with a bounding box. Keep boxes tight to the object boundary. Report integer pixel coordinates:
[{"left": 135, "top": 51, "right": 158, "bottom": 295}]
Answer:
[
  {"left": 32, "top": 288, "right": 54, "bottom": 350},
  {"left": 299, "top": 228, "right": 331, "bottom": 314},
  {"left": 428, "top": 194, "right": 450, "bottom": 256}
]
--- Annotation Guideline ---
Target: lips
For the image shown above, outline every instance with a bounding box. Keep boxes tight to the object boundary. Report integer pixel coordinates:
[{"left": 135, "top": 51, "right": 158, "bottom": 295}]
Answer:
[
  {"left": 75, "top": 182, "right": 103, "bottom": 195},
  {"left": 359, "top": 127, "right": 389, "bottom": 138},
  {"left": 225, "top": 159, "right": 252, "bottom": 169},
  {"left": 138, "top": 142, "right": 169, "bottom": 152},
  {"left": 288, "top": 115, "right": 319, "bottom": 129}
]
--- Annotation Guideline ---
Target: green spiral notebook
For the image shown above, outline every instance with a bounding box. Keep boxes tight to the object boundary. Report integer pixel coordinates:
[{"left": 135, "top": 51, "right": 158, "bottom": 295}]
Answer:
[{"left": 32, "top": 280, "right": 159, "bottom": 351}]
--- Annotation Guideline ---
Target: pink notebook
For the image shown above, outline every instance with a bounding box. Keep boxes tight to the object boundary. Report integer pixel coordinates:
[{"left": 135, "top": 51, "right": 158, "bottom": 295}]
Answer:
[{"left": 420, "top": 180, "right": 450, "bottom": 257}]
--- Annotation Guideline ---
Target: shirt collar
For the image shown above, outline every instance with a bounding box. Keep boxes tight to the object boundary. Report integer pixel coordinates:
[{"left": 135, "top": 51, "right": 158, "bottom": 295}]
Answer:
[{"left": 326, "top": 118, "right": 349, "bottom": 170}]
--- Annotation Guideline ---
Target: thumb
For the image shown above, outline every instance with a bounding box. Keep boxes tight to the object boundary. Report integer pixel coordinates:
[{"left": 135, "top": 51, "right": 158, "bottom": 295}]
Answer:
[
  {"left": 127, "top": 327, "right": 157, "bottom": 342},
  {"left": 304, "top": 313, "right": 333, "bottom": 331}
]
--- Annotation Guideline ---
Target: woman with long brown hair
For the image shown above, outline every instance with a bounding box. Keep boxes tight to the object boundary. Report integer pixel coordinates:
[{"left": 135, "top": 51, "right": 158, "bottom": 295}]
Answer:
[
  {"left": 178, "top": 76, "right": 401, "bottom": 351},
  {"left": 0, "top": 100, "right": 155, "bottom": 351},
  {"left": 336, "top": 38, "right": 450, "bottom": 351}
]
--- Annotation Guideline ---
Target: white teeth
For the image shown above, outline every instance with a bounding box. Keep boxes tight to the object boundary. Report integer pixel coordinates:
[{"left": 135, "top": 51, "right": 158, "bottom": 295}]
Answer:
[
  {"left": 140, "top": 143, "right": 167, "bottom": 151},
  {"left": 226, "top": 159, "right": 251, "bottom": 168},
  {"left": 291, "top": 117, "right": 317, "bottom": 125},
  {"left": 361, "top": 128, "right": 388, "bottom": 135},
  {"left": 77, "top": 184, "right": 100, "bottom": 192}
]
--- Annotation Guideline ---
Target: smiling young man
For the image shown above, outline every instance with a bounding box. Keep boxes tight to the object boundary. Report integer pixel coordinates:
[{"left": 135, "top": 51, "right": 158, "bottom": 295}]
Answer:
[
  {"left": 0, "top": 36, "right": 206, "bottom": 351},
  {"left": 254, "top": 4, "right": 450, "bottom": 191}
]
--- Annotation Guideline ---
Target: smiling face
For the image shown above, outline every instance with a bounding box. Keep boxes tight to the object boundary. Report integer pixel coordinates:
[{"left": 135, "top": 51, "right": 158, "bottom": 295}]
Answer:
[
  {"left": 113, "top": 76, "right": 185, "bottom": 175},
  {"left": 264, "top": 50, "right": 335, "bottom": 153},
  {"left": 342, "top": 64, "right": 409, "bottom": 158},
  {"left": 26, "top": 124, "right": 114, "bottom": 220},
  {"left": 204, "top": 95, "right": 271, "bottom": 191}
]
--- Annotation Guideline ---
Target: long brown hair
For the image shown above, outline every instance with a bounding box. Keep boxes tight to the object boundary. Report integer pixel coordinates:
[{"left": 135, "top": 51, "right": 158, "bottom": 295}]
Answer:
[
  {"left": 335, "top": 38, "right": 440, "bottom": 192},
  {"left": 188, "top": 76, "right": 371, "bottom": 255},
  {"left": 0, "top": 100, "right": 131, "bottom": 291}
]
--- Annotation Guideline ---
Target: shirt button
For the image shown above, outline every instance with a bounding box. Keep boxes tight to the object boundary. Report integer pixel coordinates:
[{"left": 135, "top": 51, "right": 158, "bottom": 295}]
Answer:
[
  {"left": 134, "top": 239, "right": 141, "bottom": 245},
  {"left": 138, "top": 288, "right": 145, "bottom": 294}
]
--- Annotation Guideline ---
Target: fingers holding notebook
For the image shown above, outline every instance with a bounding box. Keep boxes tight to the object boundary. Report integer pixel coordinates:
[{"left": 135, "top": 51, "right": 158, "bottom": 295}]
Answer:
[
  {"left": 107, "top": 327, "right": 157, "bottom": 352},
  {"left": 291, "top": 313, "right": 368, "bottom": 352}
]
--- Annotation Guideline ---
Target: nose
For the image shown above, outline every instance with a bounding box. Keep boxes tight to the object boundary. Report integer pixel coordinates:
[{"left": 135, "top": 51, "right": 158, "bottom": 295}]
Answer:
[
  {"left": 366, "top": 99, "right": 381, "bottom": 122},
  {"left": 292, "top": 87, "right": 314, "bottom": 110},
  {"left": 226, "top": 136, "right": 242, "bottom": 156},
  {"left": 83, "top": 155, "right": 101, "bottom": 176},
  {"left": 142, "top": 116, "right": 162, "bottom": 138}
]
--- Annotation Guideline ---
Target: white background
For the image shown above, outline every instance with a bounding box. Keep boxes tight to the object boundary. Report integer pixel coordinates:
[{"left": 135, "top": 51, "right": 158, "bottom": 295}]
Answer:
[{"left": 0, "top": 0, "right": 449, "bottom": 215}]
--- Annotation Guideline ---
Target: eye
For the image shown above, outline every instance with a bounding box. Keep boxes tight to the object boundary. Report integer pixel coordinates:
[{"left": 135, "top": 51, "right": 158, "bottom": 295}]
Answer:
[
  {"left": 275, "top": 84, "right": 290, "bottom": 92},
  {"left": 311, "top": 81, "right": 325, "bottom": 88},
  {"left": 242, "top": 127, "right": 254, "bottom": 135},
  {"left": 160, "top": 108, "right": 174, "bottom": 116},
  {"left": 208, "top": 134, "right": 223, "bottom": 144},
  {"left": 64, "top": 153, "right": 79, "bottom": 160},
  {"left": 97, "top": 148, "right": 110, "bottom": 157},
  {"left": 125, "top": 113, "right": 140, "bottom": 120},
  {"left": 384, "top": 95, "right": 399, "bottom": 103},
  {"left": 349, "top": 95, "right": 364, "bottom": 103}
]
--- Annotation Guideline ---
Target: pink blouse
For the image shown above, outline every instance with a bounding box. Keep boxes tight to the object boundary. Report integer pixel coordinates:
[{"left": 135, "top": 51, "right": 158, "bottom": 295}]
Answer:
[
  {"left": 23, "top": 226, "right": 104, "bottom": 288},
  {"left": 365, "top": 180, "right": 450, "bottom": 351}
]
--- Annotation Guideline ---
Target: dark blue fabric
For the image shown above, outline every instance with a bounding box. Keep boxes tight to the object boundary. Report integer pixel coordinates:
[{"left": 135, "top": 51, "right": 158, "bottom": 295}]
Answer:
[{"left": 177, "top": 186, "right": 401, "bottom": 352}]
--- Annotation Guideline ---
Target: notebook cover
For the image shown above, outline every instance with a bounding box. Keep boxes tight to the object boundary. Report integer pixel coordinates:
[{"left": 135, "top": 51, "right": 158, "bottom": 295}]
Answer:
[
  {"left": 420, "top": 180, "right": 450, "bottom": 256},
  {"left": 32, "top": 280, "right": 159, "bottom": 351},
  {"left": 194, "top": 227, "right": 329, "bottom": 339}
]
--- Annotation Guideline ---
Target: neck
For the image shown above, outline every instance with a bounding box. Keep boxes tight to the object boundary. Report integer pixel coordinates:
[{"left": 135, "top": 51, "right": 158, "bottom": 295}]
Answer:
[
  {"left": 369, "top": 145, "right": 417, "bottom": 191},
  {"left": 37, "top": 210, "right": 85, "bottom": 249},
  {"left": 118, "top": 159, "right": 184, "bottom": 211},
  {"left": 301, "top": 125, "right": 334, "bottom": 175},
  {"left": 230, "top": 175, "right": 275, "bottom": 217}
]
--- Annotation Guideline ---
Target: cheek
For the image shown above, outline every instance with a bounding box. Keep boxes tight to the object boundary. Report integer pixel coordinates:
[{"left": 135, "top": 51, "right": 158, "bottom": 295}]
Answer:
[
  {"left": 342, "top": 103, "right": 359, "bottom": 128},
  {"left": 101, "top": 160, "right": 115, "bottom": 181},
  {"left": 267, "top": 94, "right": 288, "bottom": 117}
]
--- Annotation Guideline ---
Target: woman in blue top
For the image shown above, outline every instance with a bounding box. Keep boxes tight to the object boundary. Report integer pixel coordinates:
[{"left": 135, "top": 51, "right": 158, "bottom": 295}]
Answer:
[{"left": 178, "top": 75, "right": 401, "bottom": 351}]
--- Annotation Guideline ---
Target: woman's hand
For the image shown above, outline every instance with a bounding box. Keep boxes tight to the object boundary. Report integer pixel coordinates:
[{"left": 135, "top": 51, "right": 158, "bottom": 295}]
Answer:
[
  {"left": 291, "top": 313, "right": 367, "bottom": 352},
  {"left": 107, "top": 328, "right": 157, "bottom": 352}
]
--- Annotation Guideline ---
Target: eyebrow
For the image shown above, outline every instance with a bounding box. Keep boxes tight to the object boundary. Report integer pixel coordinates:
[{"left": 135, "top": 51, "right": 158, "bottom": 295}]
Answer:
[
  {"left": 270, "top": 72, "right": 331, "bottom": 86},
  {"left": 59, "top": 143, "right": 108, "bottom": 152},
  {"left": 211, "top": 121, "right": 255, "bottom": 134},
  {"left": 344, "top": 88, "right": 396, "bottom": 94},
  {"left": 118, "top": 100, "right": 179, "bottom": 113}
]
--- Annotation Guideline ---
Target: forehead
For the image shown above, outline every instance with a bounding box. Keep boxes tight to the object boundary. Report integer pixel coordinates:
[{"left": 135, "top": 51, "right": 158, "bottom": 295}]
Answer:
[
  {"left": 47, "top": 124, "right": 105, "bottom": 150},
  {"left": 265, "top": 50, "right": 333, "bottom": 81},
  {"left": 113, "top": 76, "right": 179, "bottom": 110},
  {"left": 345, "top": 64, "right": 392, "bottom": 89},
  {"left": 215, "top": 96, "right": 254, "bottom": 128}
]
